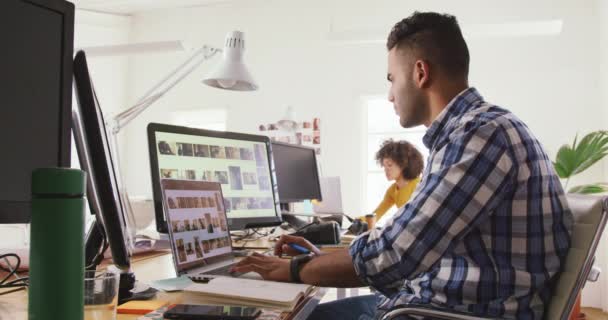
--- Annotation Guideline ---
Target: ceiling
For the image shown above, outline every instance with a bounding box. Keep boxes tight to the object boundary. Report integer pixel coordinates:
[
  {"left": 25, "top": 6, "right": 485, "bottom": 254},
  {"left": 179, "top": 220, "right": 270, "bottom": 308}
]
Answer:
[{"left": 72, "top": 0, "right": 238, "bottom": 15}]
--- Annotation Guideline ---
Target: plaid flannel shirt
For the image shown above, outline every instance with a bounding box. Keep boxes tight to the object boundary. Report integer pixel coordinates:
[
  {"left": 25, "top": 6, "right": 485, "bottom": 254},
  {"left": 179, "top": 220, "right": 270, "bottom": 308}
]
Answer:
[{"left": 350, "top": 87, "right": 573, "bottom": 319}]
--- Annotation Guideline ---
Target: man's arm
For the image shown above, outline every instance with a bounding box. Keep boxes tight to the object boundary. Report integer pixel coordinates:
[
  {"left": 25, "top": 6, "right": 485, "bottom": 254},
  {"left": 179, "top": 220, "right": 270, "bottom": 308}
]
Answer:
[{"left": 299, "top": 249, "right": 364, "bottom": 287}]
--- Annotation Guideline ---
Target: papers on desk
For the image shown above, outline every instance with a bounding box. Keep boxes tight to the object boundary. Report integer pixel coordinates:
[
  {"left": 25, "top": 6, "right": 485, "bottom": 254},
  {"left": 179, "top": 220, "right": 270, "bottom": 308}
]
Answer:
[
  {"left": 148, "top": 275, "right": 193, "bottom": 292},
  {"left": 183, "top": 277, "right": 314, "bottom": 311}
]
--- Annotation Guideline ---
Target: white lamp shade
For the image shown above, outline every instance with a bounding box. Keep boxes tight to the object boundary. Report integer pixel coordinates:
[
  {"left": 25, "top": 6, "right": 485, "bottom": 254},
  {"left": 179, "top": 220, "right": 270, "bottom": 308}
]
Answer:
[{"left": 202, "top": 31, "right": 258, "bottom": 91}]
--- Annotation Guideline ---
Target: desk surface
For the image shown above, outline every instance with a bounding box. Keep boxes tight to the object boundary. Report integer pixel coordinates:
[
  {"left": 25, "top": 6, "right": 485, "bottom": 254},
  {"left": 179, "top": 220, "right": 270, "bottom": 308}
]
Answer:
[{"left": 0, "top": 251, "right": 326, "bottom": 320}]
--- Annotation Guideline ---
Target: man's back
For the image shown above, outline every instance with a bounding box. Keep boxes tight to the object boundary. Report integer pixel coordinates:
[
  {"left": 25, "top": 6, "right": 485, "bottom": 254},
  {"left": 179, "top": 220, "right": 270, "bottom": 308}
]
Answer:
[{"left": 350, "top": 88, "right": 573, "bottom": 319}]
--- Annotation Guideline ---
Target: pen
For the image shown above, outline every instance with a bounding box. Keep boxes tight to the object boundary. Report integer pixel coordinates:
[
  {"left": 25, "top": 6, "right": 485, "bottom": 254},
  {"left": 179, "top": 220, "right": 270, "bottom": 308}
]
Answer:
[{"left": 287, "top": 243, "right": 310, "bottom": 254}]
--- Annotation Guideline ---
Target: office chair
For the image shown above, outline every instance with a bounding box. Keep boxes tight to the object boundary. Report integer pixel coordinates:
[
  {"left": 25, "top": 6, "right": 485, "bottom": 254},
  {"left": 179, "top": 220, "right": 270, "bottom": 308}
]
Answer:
[{"left": 380, "top": 195, "right": 608, "bottom": 320}]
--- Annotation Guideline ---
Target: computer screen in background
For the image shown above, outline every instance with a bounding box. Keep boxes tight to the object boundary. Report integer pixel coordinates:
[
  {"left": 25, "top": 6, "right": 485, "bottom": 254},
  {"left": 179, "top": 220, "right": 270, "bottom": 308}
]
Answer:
[
  {"left": 271, "top": 142, "right": 322, "bottom": 204},
  {"left": 148, "top": 123, "right": 282, "bottom": 231},
  {"left": 312, "top": 177, "right": 343, "bottom": 215}
]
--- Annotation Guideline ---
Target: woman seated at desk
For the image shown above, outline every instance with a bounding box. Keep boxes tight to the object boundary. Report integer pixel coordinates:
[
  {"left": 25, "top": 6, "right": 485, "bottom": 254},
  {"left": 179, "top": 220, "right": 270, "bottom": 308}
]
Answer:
[{"left": 366, "top": 139, "right": 424, "bottom": 224}]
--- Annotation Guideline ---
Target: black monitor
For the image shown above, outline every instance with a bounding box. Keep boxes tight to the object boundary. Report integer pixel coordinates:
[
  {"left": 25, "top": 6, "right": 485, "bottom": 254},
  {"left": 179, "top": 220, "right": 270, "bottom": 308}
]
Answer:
[
  {"left": 72, "top": 50, "right": 130, "bottom": 269},
  {"left": 0, "top": 0, "right": 74, "bottom": 223},
  {"left": 73, "top": 51, "right": 138, "bottom": 303},
  {"left": 271, "top": 142, "right": 322, "bottom": 203},
  {"left": 148, "top": 123, "right": 283, "bottom": 231}
]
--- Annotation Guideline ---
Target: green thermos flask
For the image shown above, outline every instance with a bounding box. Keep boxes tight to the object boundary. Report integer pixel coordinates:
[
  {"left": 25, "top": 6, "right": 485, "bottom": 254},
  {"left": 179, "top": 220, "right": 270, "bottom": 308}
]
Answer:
[{"left": 29, "top": 168, "right": 86, "bottom": 320}]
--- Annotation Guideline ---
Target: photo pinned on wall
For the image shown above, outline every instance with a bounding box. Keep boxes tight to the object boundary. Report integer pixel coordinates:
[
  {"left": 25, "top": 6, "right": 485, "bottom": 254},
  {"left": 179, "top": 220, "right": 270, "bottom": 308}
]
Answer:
[
  {"left": 313, "top": 131, "right": 320, "bottom": 145},
  {"left": 258, "top": 117, "right": 321, "bottom": 156}
]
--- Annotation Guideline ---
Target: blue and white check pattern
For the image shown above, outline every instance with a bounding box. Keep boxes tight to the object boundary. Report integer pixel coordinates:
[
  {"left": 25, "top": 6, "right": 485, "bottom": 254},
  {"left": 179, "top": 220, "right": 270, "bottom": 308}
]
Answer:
[{"left": 350, "top": 87, "right": 573, "bottom": 319}]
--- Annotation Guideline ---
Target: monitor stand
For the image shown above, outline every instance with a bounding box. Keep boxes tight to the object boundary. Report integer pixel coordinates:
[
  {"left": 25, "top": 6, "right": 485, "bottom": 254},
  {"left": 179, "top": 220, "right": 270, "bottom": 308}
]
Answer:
[
  {"left": 281, "top": 214, "right": 311, "bottom": 230},
  {"left": 85, "top": 220, "right": 157, "bottom": 304},
  {"left": 280, "top": 203, "right": 312, "bottom": 230}
]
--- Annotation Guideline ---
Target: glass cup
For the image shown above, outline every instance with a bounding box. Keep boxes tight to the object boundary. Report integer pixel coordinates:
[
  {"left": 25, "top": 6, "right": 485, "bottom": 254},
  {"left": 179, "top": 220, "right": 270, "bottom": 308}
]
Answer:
[{"left": 84, "top": 269, "right": 120, "bottom": 320}]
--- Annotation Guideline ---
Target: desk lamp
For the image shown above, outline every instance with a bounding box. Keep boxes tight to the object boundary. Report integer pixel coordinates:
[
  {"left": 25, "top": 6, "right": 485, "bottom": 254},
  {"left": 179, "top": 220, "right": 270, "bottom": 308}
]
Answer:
[
  {"left": 82, "top": 31, "right": 257, "bottom": 303},
  {"left": 108, "top": 30, "right": 258, "bottom": 247}
]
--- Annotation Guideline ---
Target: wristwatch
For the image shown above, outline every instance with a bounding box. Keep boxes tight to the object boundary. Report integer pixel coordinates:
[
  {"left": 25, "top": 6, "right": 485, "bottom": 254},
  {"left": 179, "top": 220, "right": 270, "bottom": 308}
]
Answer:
[{"left": 289, "top": 253, "right": 314, "bottom": 283}]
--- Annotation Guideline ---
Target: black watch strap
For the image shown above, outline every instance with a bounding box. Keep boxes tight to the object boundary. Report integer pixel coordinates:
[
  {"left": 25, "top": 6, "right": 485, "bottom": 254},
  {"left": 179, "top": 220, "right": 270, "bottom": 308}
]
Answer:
[{"left": 289, "top": 254, "right": 313, "bottom": 283}]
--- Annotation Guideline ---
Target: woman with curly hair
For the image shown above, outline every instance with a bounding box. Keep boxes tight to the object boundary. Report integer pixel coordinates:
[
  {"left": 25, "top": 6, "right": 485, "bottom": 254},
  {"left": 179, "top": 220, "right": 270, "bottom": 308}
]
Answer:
[{"left": 371, "top": 139, "right": 424, "bottom": 222}]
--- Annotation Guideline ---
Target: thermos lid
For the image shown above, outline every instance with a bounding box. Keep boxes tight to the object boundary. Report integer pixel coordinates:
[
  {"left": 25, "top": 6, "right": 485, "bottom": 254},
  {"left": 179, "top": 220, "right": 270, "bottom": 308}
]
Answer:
[{"left": 31, "top": 168, "right": 86, "bottom": 196}]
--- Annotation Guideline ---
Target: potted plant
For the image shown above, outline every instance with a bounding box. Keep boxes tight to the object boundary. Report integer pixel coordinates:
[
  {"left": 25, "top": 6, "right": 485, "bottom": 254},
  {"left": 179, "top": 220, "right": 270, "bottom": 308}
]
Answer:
[{"left": 553, "top": 130, "right": 608, "bottom": 194}]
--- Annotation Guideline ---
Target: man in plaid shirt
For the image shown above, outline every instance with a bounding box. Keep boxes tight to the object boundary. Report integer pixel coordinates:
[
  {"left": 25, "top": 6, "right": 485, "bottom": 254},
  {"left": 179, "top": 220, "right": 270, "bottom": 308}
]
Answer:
[{"left": 233, "top": 11, "right": 572, "bottom": 320}]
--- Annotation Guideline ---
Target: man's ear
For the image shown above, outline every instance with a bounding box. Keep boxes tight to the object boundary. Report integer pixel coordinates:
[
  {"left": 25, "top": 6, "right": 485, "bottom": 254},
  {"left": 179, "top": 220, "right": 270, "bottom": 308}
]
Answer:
[{"left": 414, "top": 59, "right": 431, "bottom": 89}]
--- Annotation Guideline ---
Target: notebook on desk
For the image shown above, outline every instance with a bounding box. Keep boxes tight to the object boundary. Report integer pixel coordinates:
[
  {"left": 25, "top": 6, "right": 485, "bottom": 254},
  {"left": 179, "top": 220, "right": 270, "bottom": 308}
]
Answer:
[
  {"left": 183, "top": 276, "right": 315, "bottom": 311},
  {"left": 160, "top": 179, "right": 259, "bottom": 280}
]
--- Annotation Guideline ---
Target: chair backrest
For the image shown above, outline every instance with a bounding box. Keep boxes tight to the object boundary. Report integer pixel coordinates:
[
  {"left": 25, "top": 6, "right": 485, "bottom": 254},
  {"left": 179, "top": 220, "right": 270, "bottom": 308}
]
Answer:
[{"left": 545, "top": 194, "right": 608, "bottom": 320}]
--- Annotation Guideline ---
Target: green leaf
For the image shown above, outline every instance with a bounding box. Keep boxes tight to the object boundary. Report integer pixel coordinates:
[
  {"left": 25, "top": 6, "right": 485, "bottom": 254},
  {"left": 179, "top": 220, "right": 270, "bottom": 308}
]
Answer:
[
  {"left": 569, "top": 183, "right": 608, "bottom": 194},
  {"left": 553, "top": 131, "right": 608, "bottom": 179}
]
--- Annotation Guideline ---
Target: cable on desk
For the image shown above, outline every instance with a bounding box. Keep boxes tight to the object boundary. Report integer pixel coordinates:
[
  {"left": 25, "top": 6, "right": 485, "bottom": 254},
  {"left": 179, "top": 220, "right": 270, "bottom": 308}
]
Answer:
[
  {"left": 231, "top": 227, "right": 276, "bottom": 242},
  {"left": 85, "top": 219, "right": 109, "bottom": 270},
  {"left": 0, "top": 253, "right": 28, "bottom": 289}
]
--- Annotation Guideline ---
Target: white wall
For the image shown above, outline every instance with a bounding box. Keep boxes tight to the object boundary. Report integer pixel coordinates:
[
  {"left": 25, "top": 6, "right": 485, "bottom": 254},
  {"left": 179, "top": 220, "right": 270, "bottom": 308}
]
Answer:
[
  {"left": 74, "top": 10, "right": 132, "bottom": 115},
  {"left": 122, "top": 0, "right": 606, "bottom": 217}
]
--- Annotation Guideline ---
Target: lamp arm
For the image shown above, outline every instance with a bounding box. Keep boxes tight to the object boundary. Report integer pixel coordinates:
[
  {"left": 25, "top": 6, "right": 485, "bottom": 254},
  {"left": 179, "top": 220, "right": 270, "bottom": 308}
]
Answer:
[{"left": 111, "top": 45, "right": 221, "bottom": 134}]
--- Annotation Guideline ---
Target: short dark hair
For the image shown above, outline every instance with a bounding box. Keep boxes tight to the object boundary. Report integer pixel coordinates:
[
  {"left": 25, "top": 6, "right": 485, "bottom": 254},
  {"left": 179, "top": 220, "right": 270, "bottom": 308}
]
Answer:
[
  {"left": 387, "top": 12, "right": 469, "bottom": 79},
  {"left": 375, "top": 139, "right": 424, "bottom": 180}
]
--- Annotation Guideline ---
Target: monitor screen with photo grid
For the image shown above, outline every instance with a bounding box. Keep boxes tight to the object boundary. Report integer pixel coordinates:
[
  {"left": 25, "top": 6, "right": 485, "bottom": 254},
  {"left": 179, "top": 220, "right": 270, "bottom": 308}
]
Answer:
[
  {"left": 148, "top": 123, "right": 282, "bottom": 232},
  {"left": 161, "top": 179, "right": 233, "bottom": 273}
]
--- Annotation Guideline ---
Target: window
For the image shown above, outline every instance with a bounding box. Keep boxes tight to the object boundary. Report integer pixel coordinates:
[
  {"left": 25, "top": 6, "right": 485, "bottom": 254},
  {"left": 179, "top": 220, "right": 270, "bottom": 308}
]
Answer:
[
  {"left": 170, "top": 108, "right": 227, "bottom": 131},
  {"left": 364, "top": 97, "right": 428, "bottom": 218}
]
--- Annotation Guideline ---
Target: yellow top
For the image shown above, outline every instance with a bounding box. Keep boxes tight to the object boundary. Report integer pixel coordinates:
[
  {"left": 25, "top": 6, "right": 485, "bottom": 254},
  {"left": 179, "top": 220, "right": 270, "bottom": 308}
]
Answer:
[{"left": 373, "top": 177, "right": 420, "bottom": 221}]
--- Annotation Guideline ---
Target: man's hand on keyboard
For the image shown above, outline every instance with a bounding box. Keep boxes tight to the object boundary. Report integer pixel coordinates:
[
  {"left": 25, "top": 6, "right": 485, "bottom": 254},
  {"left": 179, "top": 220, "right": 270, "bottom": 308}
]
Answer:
[{"left": 230, "top": 252, "right": 290, "bottom": 282}]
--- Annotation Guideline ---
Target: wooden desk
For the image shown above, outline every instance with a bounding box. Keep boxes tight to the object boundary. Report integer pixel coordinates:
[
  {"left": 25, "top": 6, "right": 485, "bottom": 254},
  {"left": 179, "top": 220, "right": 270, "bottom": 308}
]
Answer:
[{"left": 0, "top": 251, "right": 326, "bottom": 320}]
